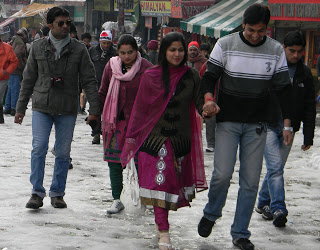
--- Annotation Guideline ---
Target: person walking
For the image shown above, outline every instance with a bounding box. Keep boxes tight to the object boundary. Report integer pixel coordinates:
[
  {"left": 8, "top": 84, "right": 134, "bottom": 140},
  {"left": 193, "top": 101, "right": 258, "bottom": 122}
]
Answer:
[
  {"left": 121, "top": 32, "right": 208, "bottom": 250},
  {"left": 197, "top": 4, "right": 293, "bottom": 250},
  {"left": 0, "top": 30, "right": 18, "bottom": 124},
  {"left": 147, "top": 39, "right": 159, "bottom": 65},
  {"left": 256, "top": 30, "right": 316, "bottom": 227},
  {"left": 4, "top": 27, "right": 28, "bottom": 116},
  {"left": 89, "top": 30, "right": 117, "bottom": 144},
  {"left": 99, "top": 34, "right": 152, "bottom": 214},
  {"left": 14, "top": 6, "right": 100, "bottom": 209},
  {"left": 186, "top": 41, "right": 207, "bottom": 73}
]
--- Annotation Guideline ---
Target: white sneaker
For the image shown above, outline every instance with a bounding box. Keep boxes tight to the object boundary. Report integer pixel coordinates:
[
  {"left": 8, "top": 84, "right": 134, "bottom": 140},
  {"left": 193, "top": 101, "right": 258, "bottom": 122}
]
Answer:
[
  {"left": 107, "top": 199, "right": 124, "bottom": 214},
  {"left": 206, "top": 147, "right": 214, "bottom": 152}
]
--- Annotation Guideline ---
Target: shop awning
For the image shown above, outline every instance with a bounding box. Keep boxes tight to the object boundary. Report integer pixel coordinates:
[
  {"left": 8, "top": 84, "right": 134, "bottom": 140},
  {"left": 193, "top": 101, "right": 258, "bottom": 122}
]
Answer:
[
  {"left": 11, "top": 3, "right": 56, "bottom": 18},
  {"left": 180, "top": 0, "right": 268, "bottom": 38},
  {"left": 54, "top": 0, "right": 86, "bottom": 6},
  {"left": 0, "top": 17, "right": 16, "bottom": 29}
]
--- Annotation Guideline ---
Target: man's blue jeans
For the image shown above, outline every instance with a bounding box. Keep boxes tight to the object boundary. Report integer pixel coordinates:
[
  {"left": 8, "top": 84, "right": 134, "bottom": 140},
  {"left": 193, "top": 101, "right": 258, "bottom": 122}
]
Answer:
[
  {"left": 203, "top": 122, "right": 267, "bottom": 239},
  {"left": 5, "top": 74, "right": 21, "bottom": 110},
  {"left": 257, "top": 125, "right": 293, "bottom": 215},
  {"left": 30, "top": 111, "right": 76, "bottom": 198}
]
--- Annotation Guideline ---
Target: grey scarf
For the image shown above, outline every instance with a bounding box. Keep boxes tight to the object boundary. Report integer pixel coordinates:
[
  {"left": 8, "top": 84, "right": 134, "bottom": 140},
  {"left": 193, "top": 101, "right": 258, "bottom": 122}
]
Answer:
[{"left": 49, "top": 31, "right": 71, "bottom": 60}]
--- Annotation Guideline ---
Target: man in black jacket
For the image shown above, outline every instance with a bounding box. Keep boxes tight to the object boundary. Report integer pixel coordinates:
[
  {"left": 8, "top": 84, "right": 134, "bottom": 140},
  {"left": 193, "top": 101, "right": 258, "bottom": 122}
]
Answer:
[
  {"left": 256, "top": 30, "right": 316, "bottom": 227},
  {"left": 88, "top": 30, "right": 117, "bottom": 144}
]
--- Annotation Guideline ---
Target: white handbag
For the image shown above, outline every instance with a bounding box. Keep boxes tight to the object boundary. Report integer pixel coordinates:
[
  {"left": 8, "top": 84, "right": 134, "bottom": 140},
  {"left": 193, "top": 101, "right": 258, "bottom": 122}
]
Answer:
[{"left": 120, "top": 158, "right": 146, "bottom": 214}]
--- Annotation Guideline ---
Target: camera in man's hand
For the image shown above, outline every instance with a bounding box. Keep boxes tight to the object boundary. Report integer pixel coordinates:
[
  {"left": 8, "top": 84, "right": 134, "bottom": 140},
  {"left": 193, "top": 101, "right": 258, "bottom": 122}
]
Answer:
[{"left": 51, "top": 77, "right": 64, "bottom": 87}]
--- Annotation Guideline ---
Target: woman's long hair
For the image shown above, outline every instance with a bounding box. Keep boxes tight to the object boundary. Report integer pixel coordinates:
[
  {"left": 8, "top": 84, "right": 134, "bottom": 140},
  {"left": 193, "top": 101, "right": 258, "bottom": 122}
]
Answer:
[{"left": 158, "top": 32, "right": 187, "bottom": 97}]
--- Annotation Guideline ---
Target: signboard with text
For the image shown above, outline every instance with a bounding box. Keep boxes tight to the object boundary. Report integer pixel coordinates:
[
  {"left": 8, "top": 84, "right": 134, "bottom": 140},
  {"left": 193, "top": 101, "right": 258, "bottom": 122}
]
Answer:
[
  {"left": 171, "top": 0, "right": 182, "bottom": 18},
  {"left": 182, "top": 1, "right": 215, "bottom": 19},
  {"left": 140, "top": 1, "right": 172, "bottom": 17},
  {"left": 269, "top": 0, "right": 320, "bottom": 21}
]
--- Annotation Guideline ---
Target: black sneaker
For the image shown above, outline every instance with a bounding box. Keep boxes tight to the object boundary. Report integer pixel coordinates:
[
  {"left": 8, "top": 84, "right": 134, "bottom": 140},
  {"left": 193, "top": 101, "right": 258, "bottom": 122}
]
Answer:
[
  {"left": 26, "top": 194, "right": 43, "bottom": 209},
  {"left": 255, "top": 205, "right": 273, "bottom": 220},
  {"left": 51, "top": 196, "right": 67, "bottom": 208},
  {"left": 3, "top": 109, "right": 11, "bottom": 115},
  {"left": 92, "top": 134, "right": 100, "bottom": 144},
  {"left": 198, "top": 217, "right": 215, "bottom": 238},
  {"left": 273, "top": 209, "right": 287, "bottom": 227},
  {"left": 10, "top": 109, "right": 16, "bottom": 116},
  {"left": 232, "top": 238, "right": 255, "bottom": 250}
]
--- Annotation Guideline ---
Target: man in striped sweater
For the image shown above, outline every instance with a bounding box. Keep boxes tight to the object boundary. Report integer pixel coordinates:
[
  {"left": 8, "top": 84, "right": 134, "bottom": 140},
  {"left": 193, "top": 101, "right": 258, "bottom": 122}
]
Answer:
[{"left": 198, "top": 4, "right": 293, "bottom": 250}]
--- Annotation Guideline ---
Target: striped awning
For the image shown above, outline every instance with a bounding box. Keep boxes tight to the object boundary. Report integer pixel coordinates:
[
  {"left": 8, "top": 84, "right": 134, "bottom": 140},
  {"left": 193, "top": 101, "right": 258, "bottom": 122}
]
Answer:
[
  {"left": 180, "top": 0, "right": 268, "bottom": 38},
  {"left": 0, "top": 17, "right": 16, "bottom": 29}
]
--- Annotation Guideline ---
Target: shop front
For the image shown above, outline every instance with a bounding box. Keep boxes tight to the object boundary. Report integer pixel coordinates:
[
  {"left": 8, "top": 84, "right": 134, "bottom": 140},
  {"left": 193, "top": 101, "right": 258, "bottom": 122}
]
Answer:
[{"left": 269, "top": 0, "right": 320, "bottom": 75}]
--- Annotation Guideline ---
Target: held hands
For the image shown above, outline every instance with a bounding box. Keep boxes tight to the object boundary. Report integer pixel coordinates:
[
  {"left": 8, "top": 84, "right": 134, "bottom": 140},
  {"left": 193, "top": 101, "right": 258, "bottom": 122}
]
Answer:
[
  {"left": 86, "top": 115, "right": 100, "bottom": 130},
  {"left": 282, "top": 130, "right": 293, "bottom": 146},
  {"left": 14, "top": 113, "right": 25, "bottom": 124},
  {"left": 202, "top": 100, "right": 220, "bottom": 119}
]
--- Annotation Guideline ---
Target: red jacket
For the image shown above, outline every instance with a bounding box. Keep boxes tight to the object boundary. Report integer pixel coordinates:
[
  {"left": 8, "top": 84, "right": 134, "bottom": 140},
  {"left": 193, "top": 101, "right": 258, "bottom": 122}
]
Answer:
[{"left": 0, "top": 40, "right": 18, "bottom": 80}]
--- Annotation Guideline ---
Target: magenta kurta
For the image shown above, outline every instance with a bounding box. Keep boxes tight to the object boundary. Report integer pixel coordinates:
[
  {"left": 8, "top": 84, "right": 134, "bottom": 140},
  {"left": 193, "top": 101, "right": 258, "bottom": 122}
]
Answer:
[
  {"left": 121, "top": 65, "right": 207, "bottom": 210},
  {"left": 99, "top": 58, "right": 153, "bottom": 162}
]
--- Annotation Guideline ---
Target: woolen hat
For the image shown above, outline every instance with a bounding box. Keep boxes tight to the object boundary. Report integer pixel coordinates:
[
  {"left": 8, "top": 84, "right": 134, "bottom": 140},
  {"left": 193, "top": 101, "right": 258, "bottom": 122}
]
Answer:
[
  {"left": 188, "top": 41, "right": 199, "bottom": 50},
  {"left": 100, "top": 30, "right": 112, "bottom": 41},
  {"left": 147, "top": 40, "right": 158, "bottom": 50},
  {"left": 134, "top": 37, "right": 142, "bottom": 47}
]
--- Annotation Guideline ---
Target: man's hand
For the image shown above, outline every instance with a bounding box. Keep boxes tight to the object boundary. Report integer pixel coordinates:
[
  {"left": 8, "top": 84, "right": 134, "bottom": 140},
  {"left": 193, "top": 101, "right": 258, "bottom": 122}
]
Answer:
[
  {"left": 202, "top": 101, "right": 220, "bottom": 119},
  {"left": 301, "top": 145, "right": 311, "bottom": 151},
  {"left": 14, "top": 113, "right": 25, "bottom": 124},
  {"left": 283, "top": 130, "right": 293, "bottom": 145},
  {"left": 86, "top": 114, "right": 100, "bottom": 129}
]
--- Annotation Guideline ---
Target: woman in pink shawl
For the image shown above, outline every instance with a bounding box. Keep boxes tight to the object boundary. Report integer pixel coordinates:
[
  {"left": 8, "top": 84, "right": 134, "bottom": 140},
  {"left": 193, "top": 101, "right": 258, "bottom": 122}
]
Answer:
[
  {"left": 99, "top": 34, "right": 152, "bottom": 214},
  {"left": 121, "top": 32, "right": 208, "bottom": 249}
]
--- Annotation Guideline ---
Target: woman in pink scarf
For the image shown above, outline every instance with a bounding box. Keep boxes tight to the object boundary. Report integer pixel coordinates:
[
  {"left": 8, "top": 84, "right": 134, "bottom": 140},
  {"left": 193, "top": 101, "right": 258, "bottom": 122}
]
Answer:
[
  {"left": 121, "top": 32, "right": 207, "bottom": 249},
  {"left": 99, "top": 34, "right": 152, "bottom": 214}
]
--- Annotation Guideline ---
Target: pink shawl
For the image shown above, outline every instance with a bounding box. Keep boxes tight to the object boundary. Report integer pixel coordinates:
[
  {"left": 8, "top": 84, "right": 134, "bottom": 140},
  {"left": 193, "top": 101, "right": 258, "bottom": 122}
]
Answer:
[
  {"left": 120, "top": 65, "right": 207, "bottom": 191},
  {"left": 101, "top": 52, "right": 142, "bottom": 133}
]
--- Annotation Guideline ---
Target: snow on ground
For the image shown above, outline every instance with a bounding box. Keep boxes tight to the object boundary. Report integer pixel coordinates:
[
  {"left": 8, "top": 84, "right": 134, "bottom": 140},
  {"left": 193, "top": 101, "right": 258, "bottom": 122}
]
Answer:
[{"left": 0, "top": 103, "right": 319, "bottom": 250}]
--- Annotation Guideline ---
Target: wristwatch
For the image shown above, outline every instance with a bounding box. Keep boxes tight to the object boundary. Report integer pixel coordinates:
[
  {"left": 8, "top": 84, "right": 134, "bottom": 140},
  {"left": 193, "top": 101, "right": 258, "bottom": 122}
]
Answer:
[{"left": 283, "top": 127, "right": 293, "bottom": 133}]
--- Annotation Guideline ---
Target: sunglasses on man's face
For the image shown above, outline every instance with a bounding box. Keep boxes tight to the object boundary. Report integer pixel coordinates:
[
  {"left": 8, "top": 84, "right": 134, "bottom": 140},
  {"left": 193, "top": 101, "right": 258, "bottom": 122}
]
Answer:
[{"left": 57, "top": 20, "right": 72, "bottom": 27}]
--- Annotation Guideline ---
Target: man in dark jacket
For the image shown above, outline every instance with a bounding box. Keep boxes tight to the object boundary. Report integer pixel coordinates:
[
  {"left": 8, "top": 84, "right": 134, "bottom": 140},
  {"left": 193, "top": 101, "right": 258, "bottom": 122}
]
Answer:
[
  {"left": 15, "top": 7, "right": 100, "bottom": 210},
  {"left": 256, "top": 30, "right": 316, "bottom": 227},
  {"left": 88, "top": 30, "right": 117, "bottom": 144},
  {"left": 4, "top": 27, "right": 28, "bottom": 116}
]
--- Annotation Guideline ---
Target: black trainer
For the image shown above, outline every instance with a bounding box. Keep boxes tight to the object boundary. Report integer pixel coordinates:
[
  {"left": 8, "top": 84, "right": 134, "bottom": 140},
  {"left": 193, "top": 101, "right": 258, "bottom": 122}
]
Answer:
[
  {"left": 92, "top": 134, "right": 100, "bottom": 144},
  {"left": 232, "top": 238, "right": 255, "bottom": 250},
  {"left": 255, "top": 205, "right": 273, "bottom": 220},
  {"left": 26, "top": 194, "right": 43, "bottom": 209},
  {"left": 198, "top": 217, "right": 215, "bottom": 237},
  {"left": 273, "top": 209, "right": 287, "bottom": 227},
  {"left": 51, "top": 196, "right": 67, "bottom": 208}
]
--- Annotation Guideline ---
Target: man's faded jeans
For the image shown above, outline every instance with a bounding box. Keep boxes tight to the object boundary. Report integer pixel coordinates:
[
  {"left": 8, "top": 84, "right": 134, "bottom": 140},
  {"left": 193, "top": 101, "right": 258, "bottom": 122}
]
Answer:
[
  {"left": 257, "top": 125, "right": 293, "bottom": 215},
  {"left": 30, "top": 111, "right": 76, "bottom": 198},
  {"left": 203, "top": 122, "right": 267, "bottom": 239}
]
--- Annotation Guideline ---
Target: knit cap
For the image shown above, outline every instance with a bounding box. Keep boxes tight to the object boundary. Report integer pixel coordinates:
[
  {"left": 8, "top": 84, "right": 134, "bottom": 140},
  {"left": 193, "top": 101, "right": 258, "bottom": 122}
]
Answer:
[
  {"left": 134, "top": 37, "right": 142, "bottom": 47},
  {"left": 188, "top": 41, "right": 199, "bottom": 50},
  {"left": 100, "top": 30, "right": 112, "bottom": 41},
  {"left": 147, "top": 40, "right": 158, "bottom": 50}
]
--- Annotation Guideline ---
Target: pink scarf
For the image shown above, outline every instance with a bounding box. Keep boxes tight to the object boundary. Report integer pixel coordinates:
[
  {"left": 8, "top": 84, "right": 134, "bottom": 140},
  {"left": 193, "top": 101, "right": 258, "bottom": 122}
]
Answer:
[{"left": 101, "top": 52, "right": 142, "bottom": 133}]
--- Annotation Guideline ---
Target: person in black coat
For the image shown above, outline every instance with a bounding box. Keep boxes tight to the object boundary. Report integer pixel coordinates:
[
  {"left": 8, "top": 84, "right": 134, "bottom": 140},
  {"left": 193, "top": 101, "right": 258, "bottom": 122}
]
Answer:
[
  {"left": 88, "top": 30, "right": 117, "bottom": 144},
  {"left": 256, "top": 30, "right": 316, "bottom": 228}
]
